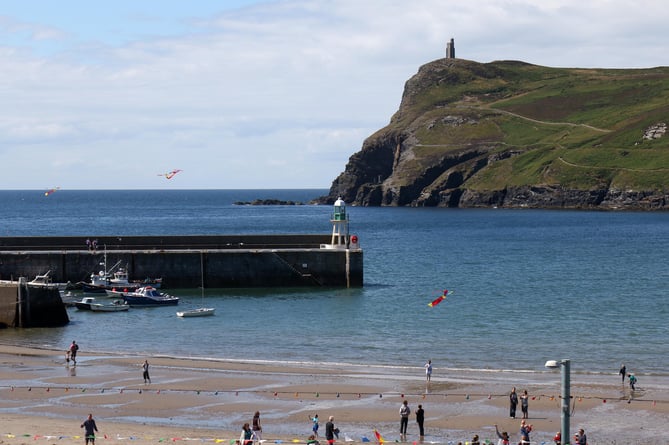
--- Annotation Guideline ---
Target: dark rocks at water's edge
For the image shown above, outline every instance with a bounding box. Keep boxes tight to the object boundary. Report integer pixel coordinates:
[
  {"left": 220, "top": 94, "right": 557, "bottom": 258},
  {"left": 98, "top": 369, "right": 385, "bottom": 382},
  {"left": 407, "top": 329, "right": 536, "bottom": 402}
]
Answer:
[{"left": 234, "top": 199, "right": 306, "bottom": 206}]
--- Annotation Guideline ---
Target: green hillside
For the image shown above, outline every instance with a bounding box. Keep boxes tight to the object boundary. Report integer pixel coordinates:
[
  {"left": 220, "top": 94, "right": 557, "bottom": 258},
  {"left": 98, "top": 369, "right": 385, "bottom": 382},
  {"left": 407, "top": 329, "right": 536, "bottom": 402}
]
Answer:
[{"left": 324, "top": 59, "right": 669, "bottom": 208}]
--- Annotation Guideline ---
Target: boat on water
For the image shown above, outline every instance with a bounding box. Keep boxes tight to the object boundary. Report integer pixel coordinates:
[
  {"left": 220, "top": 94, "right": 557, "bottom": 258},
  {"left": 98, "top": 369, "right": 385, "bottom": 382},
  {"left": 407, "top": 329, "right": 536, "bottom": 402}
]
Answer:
[
  {"left": 176, "top": 253, "right": 215, "bottom": 317},
  {"left": 80, "top": 259, "right": 162, "bottom": 294},
  {"left": 122, "top": 286, "right": 179, "bottom": 307},
  {"left": 75, "top": 297, "right": 129, "bottom": 312},
  {"left": 177, "top": 307, "right": 215, "bottom": 317},
  {"left": 28, "top": 270, "right": 73, "bottom": 291}
]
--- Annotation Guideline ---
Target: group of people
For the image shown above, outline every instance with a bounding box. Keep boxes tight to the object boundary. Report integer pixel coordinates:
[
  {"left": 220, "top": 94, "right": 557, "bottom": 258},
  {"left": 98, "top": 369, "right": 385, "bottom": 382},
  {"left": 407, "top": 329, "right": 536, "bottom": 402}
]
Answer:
[
  {"left": 508, "top": 387, "right": 529, "bottom": 419},
  {"left": 308, "top": 414, "right": 338, "bottom": 445},
  {"left": 619, "top": 363, "right": 638, "bottom": 391},
  {"left": 398, "top": 399, "right": 426, "bottom": 438},
  {"left": 240, "top": 411, "right": 264, "bottom": 445},
  {"left": 66, "top": 340, "right": 79, "bottom": 365}
]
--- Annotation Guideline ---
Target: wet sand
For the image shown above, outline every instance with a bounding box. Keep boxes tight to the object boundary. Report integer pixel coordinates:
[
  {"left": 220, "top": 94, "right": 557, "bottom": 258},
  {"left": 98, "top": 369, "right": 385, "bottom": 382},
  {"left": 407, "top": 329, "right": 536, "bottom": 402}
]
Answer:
[{"left": 0, "top": 345, "right": 667, "bottom": 444}]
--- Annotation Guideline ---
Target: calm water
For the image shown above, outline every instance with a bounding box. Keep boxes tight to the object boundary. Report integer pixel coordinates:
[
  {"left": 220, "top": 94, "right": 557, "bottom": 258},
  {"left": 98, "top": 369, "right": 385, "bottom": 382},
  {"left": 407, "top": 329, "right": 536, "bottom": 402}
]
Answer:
[{"left": 1, "top": 189, "right": 668, "bottom": 377}]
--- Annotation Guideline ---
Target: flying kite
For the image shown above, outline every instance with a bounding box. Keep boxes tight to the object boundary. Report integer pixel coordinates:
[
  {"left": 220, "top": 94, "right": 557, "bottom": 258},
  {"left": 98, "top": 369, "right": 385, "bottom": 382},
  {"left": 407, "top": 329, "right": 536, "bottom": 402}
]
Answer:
[
  {"left": 158, "top": 169, "right": 182, "bottom": 179},
  {"left": 427, "top": 289, "right": 453, "bottom": 307},
  {"left": 44, "top": 187, "right": 60, "bottom": 196}
]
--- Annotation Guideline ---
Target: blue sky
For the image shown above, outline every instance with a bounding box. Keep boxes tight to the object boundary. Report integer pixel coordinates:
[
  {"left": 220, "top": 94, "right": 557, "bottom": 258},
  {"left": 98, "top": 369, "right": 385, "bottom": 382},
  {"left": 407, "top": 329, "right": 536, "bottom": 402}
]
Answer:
[{"left": 1, "top": 0, "right": 667, "bottom": 189}]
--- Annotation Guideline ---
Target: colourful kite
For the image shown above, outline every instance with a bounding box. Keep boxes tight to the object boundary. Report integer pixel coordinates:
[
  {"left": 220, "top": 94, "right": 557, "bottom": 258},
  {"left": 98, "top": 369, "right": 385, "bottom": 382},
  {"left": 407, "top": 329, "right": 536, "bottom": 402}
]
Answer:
[
  {"left": 158, "top": 169, "right": 182, "bottom": 179},
  {"left": 373, "top": 430, "right": 385, "bottom": 444},
  {"left": 428, "top": 289, "right": 453, "bottom": 307},
  {"left": 44, "top": 187, "right": 60, "bottom": 196}
]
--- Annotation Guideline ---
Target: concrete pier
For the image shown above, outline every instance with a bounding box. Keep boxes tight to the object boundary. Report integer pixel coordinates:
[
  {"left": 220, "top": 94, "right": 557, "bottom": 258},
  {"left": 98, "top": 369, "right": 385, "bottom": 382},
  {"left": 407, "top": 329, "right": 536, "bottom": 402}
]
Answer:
[
  {"left": 0, "top": 235, "right": 364, "bottom": 288},
  {"left": 0, "top": 280, "right": 69, "bottom": 328}
]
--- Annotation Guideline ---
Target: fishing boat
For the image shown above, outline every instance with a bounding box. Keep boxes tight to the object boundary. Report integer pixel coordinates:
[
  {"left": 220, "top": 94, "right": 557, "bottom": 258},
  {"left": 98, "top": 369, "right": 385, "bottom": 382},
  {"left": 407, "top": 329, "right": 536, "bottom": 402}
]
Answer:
[
  {"left": 81, "top": 257, "right": 162, "bottom": 294},
  {"left": 122, "top": 286, "right": 179, "bottom": 307},
  {"left": 28, "top": 270, "right": 72, "bottom": 290},
  {"left": 75, "top": 297, "right": 129, "bottom": 312},
  {"left": 176, "top": 253, "right": 215, "bottom": 317}
]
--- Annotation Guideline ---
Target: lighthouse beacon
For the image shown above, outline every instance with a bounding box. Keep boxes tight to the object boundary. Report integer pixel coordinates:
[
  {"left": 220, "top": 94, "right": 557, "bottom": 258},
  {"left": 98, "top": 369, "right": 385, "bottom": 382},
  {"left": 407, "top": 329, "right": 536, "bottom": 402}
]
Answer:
[{"left": 322, "top": 197, "right": 359, "bottom": 249}]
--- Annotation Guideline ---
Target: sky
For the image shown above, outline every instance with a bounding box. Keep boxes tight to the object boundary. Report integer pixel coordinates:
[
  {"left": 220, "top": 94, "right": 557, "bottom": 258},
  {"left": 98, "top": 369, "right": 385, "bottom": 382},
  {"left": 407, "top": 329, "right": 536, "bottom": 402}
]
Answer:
[{"left": 1, "top": 0, "right": 668, "bottom": 190}]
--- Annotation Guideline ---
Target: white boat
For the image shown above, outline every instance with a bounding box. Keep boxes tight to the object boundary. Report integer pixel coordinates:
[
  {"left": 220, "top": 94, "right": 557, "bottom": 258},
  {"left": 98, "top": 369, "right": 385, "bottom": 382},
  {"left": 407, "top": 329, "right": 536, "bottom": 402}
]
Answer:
[
  {"left": 177, "top": 307, "right": 215, "bottom": 317},
  {"left": 75, "top": 297, "right": 129, "bottom": 312},
  {"left": 176, "top": 253, "right": 215, "bottom": 317},
  {"left": 28, "top": 270, "right": 71, "bottom": 290}
]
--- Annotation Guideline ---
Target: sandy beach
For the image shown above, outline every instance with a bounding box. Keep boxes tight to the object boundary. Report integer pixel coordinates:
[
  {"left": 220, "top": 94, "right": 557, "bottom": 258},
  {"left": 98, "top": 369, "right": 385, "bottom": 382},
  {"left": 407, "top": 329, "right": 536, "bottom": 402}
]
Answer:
[{"left": 1, "top": 345, "right": 667, "bottom": 445}]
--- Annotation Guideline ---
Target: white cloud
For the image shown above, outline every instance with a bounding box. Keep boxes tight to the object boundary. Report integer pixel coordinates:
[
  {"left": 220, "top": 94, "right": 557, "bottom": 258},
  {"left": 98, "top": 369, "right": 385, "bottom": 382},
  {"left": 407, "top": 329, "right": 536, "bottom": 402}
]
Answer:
[{"left": 0, "top": 0, "right": 667, "bottom": 189}]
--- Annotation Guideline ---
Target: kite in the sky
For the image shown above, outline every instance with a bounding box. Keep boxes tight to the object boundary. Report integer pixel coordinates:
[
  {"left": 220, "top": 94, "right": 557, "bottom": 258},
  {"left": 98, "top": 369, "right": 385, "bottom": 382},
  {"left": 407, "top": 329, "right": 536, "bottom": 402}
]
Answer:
[
  {"left": 427, "top": 289, "right": 453, "bottom": 307},
  {"left": 44, "top": 187, "right": 60, "bottom": 196},
  {"left": 158, "top": 169, "right": 182, "bottom": 179}
]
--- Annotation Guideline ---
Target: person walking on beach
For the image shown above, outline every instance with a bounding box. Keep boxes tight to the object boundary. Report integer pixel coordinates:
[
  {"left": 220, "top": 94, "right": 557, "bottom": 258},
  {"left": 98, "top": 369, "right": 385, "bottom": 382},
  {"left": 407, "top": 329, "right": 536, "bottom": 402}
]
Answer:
[
  {"left": 142, "top": 360, "right": 151, "bottom": 384},
  {"left": 619, "top": 363, "right": 626, "bottom": 384},
  {"left": 628, "top": 373, "right": 637, "bottom": 391},
  {"left": 425, "top": 360, "right": 432, "bottom": 382},
  {"left": 509, "top": 387, "right": 518, "bottom": 418},
  {"left": 520, "top": 389, "right": 529, "bottom": 419},
  {"left": 310, "top": 414, "right": 319, "bottom": 437},
  {"left": 80, "top": 413, "right": 98, "bottom": 445},
  {"left": 69, "top": 341, "right": 79, "bottom": 365},
  {"left": 252, "top": 411, "right": 262, "bottom": 441},
  {"left": 325, "top": 416, "right": 336, "bottom": 445},
  {"left": 399, "top": 399, "right": 411, "bottom": 437},
  {"left": 576, "top": 428, "right": 587, "bottom": 445},
  {"left": 415, "top": 404, "right": 425, "bottom": 438}
]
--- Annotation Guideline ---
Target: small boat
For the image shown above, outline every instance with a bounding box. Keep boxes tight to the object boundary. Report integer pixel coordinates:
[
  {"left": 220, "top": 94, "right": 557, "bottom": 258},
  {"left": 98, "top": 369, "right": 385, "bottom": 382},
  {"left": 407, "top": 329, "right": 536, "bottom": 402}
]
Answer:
[
  {"left": 177, "top": 307, "right": 215, "bottom": 317},
  {"left": 122, "top": 286, "right": 179, "bottom": 307},
  {"left": 176, "top": 253, "right": 214, "bottom": 317},
  {"left": 75, "top": 297, "right": 129, "bottom": 312},
  {"left": 28, "top": 270, "right": 71, "bottom": 290}
]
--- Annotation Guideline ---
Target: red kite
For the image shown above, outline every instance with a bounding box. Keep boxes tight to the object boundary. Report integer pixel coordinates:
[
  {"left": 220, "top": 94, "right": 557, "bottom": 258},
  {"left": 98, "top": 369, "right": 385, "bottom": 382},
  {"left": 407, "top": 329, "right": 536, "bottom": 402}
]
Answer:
[{"left": 158, "top": 169, "right": 182, "bottom": 179}]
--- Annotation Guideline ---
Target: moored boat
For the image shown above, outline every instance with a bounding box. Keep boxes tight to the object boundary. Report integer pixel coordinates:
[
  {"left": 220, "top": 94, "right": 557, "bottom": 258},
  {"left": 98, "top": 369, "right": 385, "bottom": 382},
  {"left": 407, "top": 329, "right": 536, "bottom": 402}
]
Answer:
[
  {"left": 28, "top": 270, "right": 72, "bottom": 291},
  {"left": 75, "top": 297, "right": 129, "bottom": 312},
  {"left": 176, "top": 307, "right": 215, "bottom": 317},
  {"left": 122, "top": 286, "right": 179, "bottom": 307}
]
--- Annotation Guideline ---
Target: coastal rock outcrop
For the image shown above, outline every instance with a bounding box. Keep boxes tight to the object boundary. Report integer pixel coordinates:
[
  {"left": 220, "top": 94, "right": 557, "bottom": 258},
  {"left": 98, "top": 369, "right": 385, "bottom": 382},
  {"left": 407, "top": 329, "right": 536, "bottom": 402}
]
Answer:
[{"left": 317, "top": 59, "right": 669, "bottom": 210}]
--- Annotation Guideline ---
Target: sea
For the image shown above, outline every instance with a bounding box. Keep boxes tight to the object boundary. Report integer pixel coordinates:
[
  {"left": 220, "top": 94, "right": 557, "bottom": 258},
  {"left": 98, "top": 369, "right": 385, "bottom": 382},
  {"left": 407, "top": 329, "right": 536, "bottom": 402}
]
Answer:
[{"left": 1, "top": 189, "right": 668, "bottom": 379}]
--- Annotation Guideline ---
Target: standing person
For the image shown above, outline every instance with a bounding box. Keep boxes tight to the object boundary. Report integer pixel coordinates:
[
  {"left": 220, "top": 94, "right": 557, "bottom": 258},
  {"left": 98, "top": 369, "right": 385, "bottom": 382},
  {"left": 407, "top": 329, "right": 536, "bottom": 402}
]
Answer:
[
  {"left": 142, "top": 360, "right": 151, "bottom": 384},
  {"left": 619, "top": 364, "right": 626, "bottom": 383},
  {"left": 415, "top": 404, "right": 425, "bottom": 438},
  {"left": 576, "top": 428, "right": 587, "bottom": 445},
  {"left": 252, "top": 411, "right": 262, "bottom": 441},
  {"left": 240, "top": 423, "right": 254, "bottom": 445},
  {"left": 509, "top": 387, "right": 518, "bottom": 419},
  {"left": 424, "top": 360, "right": 432, "bottom": 382},
  {"left": 519, "top": 420, "right": 532, "bottom": 445},
  {"left": 80, "top": 413, "right": 98, "bottom": 445},
  {"left": 494, "top": 425, "right": 509, "bottom": 445},
  {"left": 69, "top": 341, "right": 79, "bottom": 365},
  {"left": 628, "top": 373, "right": 637, "bottom": 391},
  {"left": 399, "top": 399, "right": 410, "bottom": 437},
  {"left": 325, "top": 416, "right": 336, "bottom": 445},
  {"left": 310, "top": 414, "right": 319, "bottom": 437},
  {"left": 520, "top": 390, "right": 529, "bottom": 419}
]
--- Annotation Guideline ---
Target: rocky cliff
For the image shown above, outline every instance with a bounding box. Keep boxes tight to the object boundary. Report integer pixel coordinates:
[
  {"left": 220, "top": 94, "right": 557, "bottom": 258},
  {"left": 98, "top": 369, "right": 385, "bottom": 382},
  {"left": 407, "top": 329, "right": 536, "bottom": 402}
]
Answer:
[{"left": 318, "top": 59, "right": 669, "bottom": 209}]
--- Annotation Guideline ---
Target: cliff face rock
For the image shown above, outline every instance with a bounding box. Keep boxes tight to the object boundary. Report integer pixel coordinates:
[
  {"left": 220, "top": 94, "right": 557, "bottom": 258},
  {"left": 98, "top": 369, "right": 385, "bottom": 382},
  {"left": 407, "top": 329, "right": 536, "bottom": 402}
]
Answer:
[{"left": 319, "top": 59, "right": 669, "bottom": 209}]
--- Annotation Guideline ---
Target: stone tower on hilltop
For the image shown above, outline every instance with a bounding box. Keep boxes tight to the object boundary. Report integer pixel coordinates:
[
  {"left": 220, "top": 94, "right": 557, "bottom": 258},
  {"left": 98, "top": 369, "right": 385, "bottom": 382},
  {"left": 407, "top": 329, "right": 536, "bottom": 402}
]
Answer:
[{"left": 446, "top": 38, "right": 455, "bottom": 58}]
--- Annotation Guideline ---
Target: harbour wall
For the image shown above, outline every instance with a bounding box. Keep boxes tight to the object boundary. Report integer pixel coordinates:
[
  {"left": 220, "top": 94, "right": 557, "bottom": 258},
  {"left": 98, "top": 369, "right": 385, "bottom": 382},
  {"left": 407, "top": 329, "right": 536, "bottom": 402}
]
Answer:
[
  {"left": 0, "top": 282, "right": 69, "bottom": 328},
  {"left": 0, "top": 235, "right": 363, "bottom": 288}
]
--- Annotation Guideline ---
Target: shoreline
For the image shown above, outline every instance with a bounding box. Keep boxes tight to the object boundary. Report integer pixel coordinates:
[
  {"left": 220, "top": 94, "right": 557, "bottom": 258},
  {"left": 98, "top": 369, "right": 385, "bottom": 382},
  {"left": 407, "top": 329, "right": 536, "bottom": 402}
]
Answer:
[{"left": 1, "top": 345, "right": 668, "bottom": 444}]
